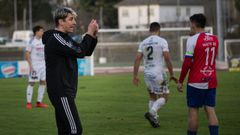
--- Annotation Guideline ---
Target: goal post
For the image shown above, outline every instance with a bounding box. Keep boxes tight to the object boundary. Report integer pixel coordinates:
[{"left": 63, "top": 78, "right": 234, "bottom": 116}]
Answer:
[{"left": 224, "top": 39, "right": 240, "bottom": 71}]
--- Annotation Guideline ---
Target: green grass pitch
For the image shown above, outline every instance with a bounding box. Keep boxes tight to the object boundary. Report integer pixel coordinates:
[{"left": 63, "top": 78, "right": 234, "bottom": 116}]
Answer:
[{"left": 0, "top": 71, "right": 239, "bottom": 135}]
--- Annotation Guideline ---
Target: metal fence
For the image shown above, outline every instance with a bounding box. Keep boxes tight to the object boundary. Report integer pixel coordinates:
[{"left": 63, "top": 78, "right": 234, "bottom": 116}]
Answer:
[
  {"left": 95, "top": 27, "right": 213, "bottom": 68},
  {"left": 0, "top": 27, "right": 214, "bottom": 69}
]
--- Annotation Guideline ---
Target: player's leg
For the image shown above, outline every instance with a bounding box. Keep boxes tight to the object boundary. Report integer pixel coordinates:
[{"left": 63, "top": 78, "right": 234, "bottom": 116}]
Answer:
[
  {"left": 186, "top": 85, "right": 204, "bottom": 135},
  {"left": 55, "top": 109, "right": 66, "bottom": 134},
  {"left": 188, "top": 107, "right": 199, "bottom": 135},
  {"left": 148, "top": 91, "right": 156, "bottom": 111},
  {"left": 48, "top": 95, "right": 82, "bottom": 135},
  {"left": 36, "top": 80, "right": 48, "bottom": 108},
  {"left": 145, "top": 74, "right": 157, "bottom": 111},
  {"left": 59, "top": 97, "right": 82, "bottom": 135},
  {"left": 48, "top": 95, "right": 64, "bottom": 134},
  {"left": 204, "top": 106, "right": 219, "bottom": 135},
  {"left": 204, "top": 89, "right": 219, "bottom": 135},
  {"left": 150, "top": 94, "right": 167, "bottom": 116},
  {"left": 144, "top": 73, "right": 168, "bottom": 127},
  {"left": 145, "top": 92, "right": 167, "bottom": 128},
  {"left": 26, "top": 81, "right": 35, "bottom": 109},
  {"left": 36, "top": 67, "right": 48, "bottom": 108},
  {"left": 26, "top": 67, "right": 38, "bottom": 109},
  {"left": 144, "top": 79, "right": 159, "bottom": 127},
  {"left": 144, "top": 89, "right": 160, "bottom": 128},
  {"left": 36, "top": 68, "right": 48, "bottom": 108},
  {"left": 49, "top": 95, "right": 68, "bottom": 135},
  {"left": 150, "top": 77, "right": 169, "bottom": 117},
  {"left": 37, "top": 80, "right": 46, "bottom": 103}
]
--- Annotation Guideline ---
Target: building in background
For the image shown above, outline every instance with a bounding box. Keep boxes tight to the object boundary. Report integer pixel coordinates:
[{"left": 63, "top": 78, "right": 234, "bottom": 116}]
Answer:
[{"left": 115, "top": 0, "right": 204, "bottom": 29}]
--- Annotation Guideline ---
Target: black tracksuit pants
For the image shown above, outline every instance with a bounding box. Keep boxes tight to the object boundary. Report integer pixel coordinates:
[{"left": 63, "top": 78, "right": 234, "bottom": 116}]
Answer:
[{"left": 48, "top": 95, "right": 82, "bottom": 135}]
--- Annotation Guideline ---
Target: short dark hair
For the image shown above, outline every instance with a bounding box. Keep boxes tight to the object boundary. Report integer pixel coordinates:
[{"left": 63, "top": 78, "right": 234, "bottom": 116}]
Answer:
[
  {"left": 149, "top": 22, "right": 160, "bottom": 32},
  {"left": 54, "top": 7, "right": 77, "bottom": 26},
  {"left": 32, "top": 25, "right": 43, "bottom": 35},
  {"left": 190, "top": 13, "right": 206, "bottom": 28}
]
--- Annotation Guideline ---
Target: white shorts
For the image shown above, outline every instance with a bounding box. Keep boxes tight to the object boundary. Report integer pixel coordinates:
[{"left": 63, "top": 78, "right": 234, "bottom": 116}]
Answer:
[
  {"left": 144, "top": 72, "right": 169, "bottom": 95},
  {"left": 28, "top": 64, "right": 46, "bottom": 82}
]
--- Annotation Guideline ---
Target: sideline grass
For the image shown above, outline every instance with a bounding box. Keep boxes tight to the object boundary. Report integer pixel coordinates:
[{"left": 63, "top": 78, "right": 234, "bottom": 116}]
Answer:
[{"left": 0, "top": 71, "right": 239, "bottom": 135}]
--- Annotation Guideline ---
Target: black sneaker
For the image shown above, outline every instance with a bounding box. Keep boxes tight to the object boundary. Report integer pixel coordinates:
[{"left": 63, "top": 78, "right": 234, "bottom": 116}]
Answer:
[{"left": 144, "top": 112, "right": 160, "bottom": 128}]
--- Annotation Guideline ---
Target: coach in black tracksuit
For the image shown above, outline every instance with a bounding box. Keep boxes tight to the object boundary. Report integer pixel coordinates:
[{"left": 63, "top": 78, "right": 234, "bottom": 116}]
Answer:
[{"left": 42, "top": 7, "right": 98, "bottom": 135}]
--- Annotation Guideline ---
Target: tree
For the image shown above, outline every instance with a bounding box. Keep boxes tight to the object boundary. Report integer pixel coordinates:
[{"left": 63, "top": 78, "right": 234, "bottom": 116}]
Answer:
[
  {"left": 235, "top": 0, "right": 240, "bottom": 12},
  {"left": 31, "top": 0, "right": 53, "bottom": 23},
  {"left": 0, "top": 0, "right": 15, "bottom": 26},
  {"left": 235, "top": 0, "right": 240, "bottom": 35},
  {"left": 75, "top": 0, "right": 122, "bottom": 28},
  {"left": 0, "top": 0, "right": 53, "bottom": 28}
]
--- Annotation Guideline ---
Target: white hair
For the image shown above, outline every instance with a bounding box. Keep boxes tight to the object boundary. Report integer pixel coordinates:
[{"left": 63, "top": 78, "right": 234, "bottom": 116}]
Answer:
[{"left": 54, "top": 7, "right": 77, "bottom": 26}]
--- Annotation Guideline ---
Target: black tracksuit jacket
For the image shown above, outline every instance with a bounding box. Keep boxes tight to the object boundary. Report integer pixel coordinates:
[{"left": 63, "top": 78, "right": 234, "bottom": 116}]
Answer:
[{"left": 42, "top": 30, "right": 97, "bottom": 98}]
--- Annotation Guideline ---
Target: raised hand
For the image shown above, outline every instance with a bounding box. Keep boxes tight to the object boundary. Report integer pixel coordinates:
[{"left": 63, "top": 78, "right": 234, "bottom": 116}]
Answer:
[{"left": 87, "top": 19, "right": 99, "bottom": 37}]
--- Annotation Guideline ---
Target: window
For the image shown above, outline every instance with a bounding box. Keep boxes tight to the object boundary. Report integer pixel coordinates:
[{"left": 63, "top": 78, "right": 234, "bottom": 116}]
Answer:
[
  {"left": 150, "top": 8, "right": 154, "bottom": 16},
  {"left": 139, "top": 8, "right": 142, "bottom": 17},
  {"left": 126, "top": 25, "right": 133, "bottom": 29},
  {"left": 176, "top": 8, "right": 181, "bottom": 17},
  {"left": 186, "top": 7, "right": 190, "bottom": 16},
  {"left": 122, "top": 9, "right": 129, "bottom": 17}
]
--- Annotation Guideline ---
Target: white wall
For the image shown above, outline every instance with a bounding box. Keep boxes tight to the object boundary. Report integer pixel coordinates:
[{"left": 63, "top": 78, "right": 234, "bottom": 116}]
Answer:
[
  {"left": 159, "top": 6, "right": 178, "bottom": 22},
  {"left": 118, "top": 5, "right": 160, "bottom": 29},
  {"left": 118, "top": 5, "right": 204, "bottom": 29},
  {"left": 160, "top": 6, "right": 204, "bottom": 22}
]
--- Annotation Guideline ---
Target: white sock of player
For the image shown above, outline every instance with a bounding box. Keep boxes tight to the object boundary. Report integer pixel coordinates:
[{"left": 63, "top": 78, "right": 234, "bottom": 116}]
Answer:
[
  {"left": 148, "top": 100, "right": 154, "bottom": 111},
  {"left": 150, "top": 97, "right": 166, "bottom": 116},
  {"left": 26, "top": 85, "right": 33, "bottom": 103},
  {"left": 37, "top": 85, "right": 46, "bottom": 102}
]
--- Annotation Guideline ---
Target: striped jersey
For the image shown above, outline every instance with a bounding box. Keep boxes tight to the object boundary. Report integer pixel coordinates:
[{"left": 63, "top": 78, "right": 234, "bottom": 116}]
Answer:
[{"left": 185, "top": 32, "right": 219, "bottom": 89}]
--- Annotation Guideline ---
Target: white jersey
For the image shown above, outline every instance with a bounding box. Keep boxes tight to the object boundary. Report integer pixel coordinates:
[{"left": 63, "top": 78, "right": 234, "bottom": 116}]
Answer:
[
  {"left": 138, "top": 35, "right": 169, "bottom": 74},
  {"left": 26, "top": 37, "right": 45, "bottom": 66}
]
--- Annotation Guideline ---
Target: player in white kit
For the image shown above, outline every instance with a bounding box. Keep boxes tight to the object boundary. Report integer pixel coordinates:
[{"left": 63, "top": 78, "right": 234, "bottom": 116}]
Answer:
[
  {"left": 25, "top": 25, "right": 48, "bottom": 109},
  {"left": 133, "top": 22, "right": 177, "bottom": 127}
]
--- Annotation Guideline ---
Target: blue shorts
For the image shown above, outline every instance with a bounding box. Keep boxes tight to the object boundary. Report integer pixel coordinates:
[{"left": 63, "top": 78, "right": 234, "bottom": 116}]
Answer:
[{"left": 187, "top": 85, "right": 216, "bottom": 108}]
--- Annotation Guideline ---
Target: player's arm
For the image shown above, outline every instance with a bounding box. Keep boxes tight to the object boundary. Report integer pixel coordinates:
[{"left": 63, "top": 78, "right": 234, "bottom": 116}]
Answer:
[
  {"left": 25, "top": 41, "right": 33, "bottom": 73},
  {"left": 25, "top": 51, "right": 33, "bottom": 72},
  {"left": 75, "top": 19, "right": 98, "bottom": 56},
  {"left": 179, "top": 57, "right": 193, "bottom": 84},
  {"left": 163, "top": 51, "right": 177, "bottom": 83},
  {"left": 133, "top": 52, "right": 143, "bottom": 86},
  {"left": 161, "top": 40, "right": 177, "bottom": 83},
  {"left": 177, "top": 57, "right": 193, "bottom": 92},
  {"left": 74, "top": 34, "right": 98, "bottom": 56},
  {"left": 178, "top": 38, "right": 194, "bottom": 92},
  {"left": 47, "top": 35, "right": 90, "bottom": 58},
  {"left": 54, "top": 19, "right": 98, "bottom": 58}
]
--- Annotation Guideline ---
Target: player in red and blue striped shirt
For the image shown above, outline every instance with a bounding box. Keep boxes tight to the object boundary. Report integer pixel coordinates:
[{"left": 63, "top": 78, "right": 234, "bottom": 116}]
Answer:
[{"left": 177, "top": 14, "right": 219, "bottom": 135}]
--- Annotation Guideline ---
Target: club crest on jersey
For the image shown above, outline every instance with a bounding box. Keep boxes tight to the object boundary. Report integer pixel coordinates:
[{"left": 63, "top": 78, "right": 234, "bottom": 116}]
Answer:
[{"left": 200, "top": 66, "right": 214, "bottom": 77}]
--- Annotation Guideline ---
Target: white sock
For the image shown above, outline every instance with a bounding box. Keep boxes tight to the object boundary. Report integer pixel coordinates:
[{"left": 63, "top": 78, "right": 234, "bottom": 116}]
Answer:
[
  {"left": 37, "top": 85, "right": 46, "bottom": 102},
  {"left": 26, "top": 85, "right": 33, "bottom": 103},
  {"left": 150, "top": 97, "right": 166, "bottom": 116},
  {"left": 148, "top": 100, "right": 154, "bottom": 111}
]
